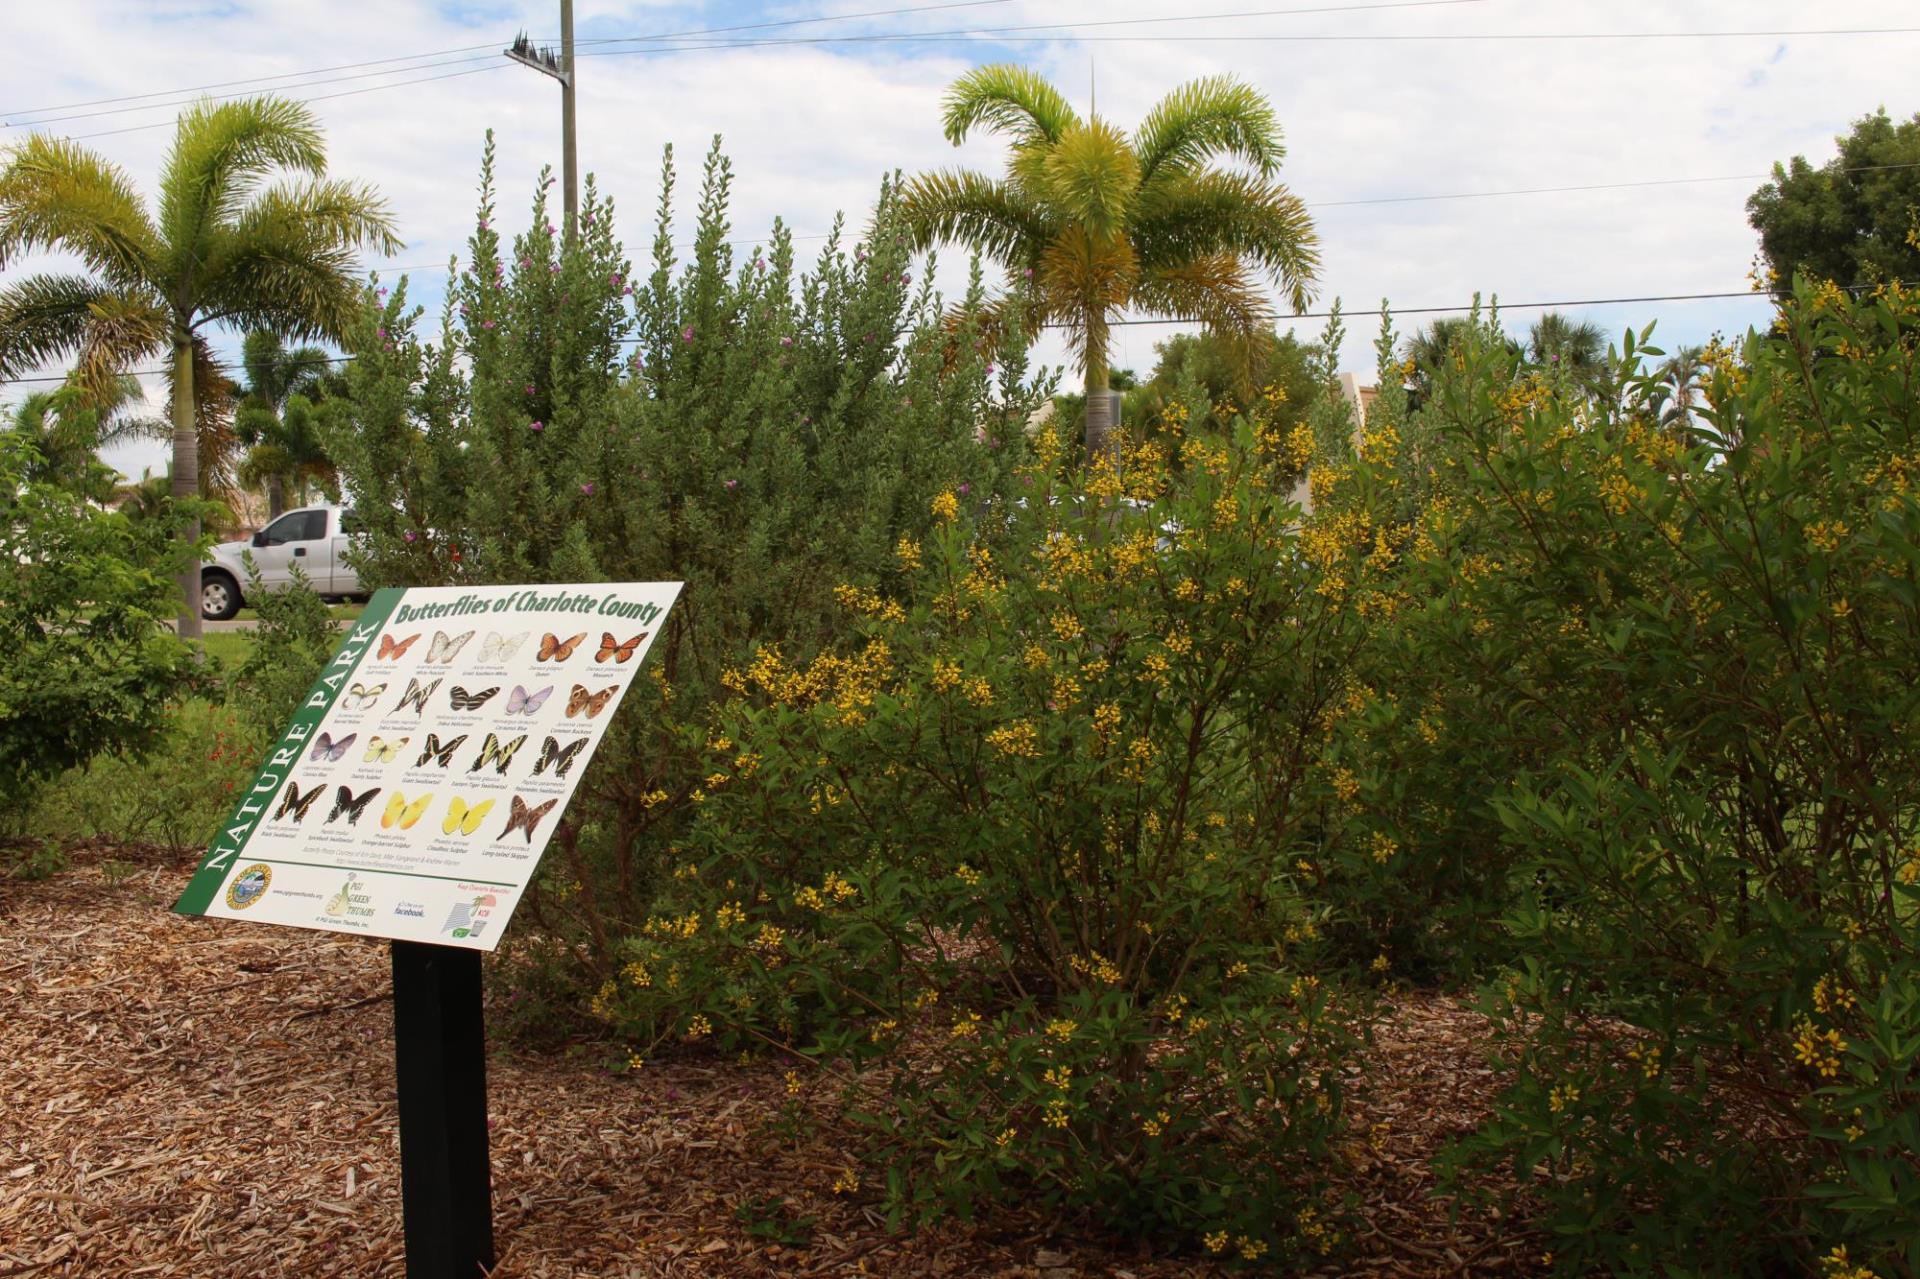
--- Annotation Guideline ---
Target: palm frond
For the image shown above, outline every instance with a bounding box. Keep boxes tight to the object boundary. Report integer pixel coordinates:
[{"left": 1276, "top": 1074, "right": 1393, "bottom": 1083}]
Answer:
[
  {"left": 1131, "top": 171, "right": 1320, "bottom": 312},
  {"left": 197, "top": 178, "right": 400, "bottom": 341},
  {"left": 899, "top": 169, "right": 1054, "bottom": 268},
  {"left": 71, "top": 291, "right": 170, "bottom": 402},
  {"left": 941, "top": 64, "right": 1080, "bottom": 148},
  {"left": 0, "top": 135, "right": 161, "bottom": 286},
  {"left": 1133, "top": 75, "right": 1284, "bottom": 190},
  {"left": 1043, "top": 120, "right": 1139, "bottom": 237},
  {"left": 1037, "top": 228, "right": 1137, "bottom": 376},
  {"left": 1131, "top": 255, "right": 1274, "bottom": 372},
  {"left": 157, "top": 96, "right": 328, "bottom": 269},
  {"left": 0, "top": 273, "right": 112, "bottom": 376}
]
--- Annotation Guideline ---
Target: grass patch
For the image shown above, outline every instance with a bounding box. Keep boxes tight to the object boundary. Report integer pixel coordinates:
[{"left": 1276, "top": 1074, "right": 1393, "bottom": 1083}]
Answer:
[{"left": 200, "top": 630, "right": 253, "bottom": 666}]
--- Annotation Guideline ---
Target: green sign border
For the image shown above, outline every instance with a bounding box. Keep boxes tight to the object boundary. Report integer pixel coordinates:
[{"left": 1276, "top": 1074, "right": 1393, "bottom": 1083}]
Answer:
[{"left": 173, "top": 587, "right": 404, "bottom": 916}]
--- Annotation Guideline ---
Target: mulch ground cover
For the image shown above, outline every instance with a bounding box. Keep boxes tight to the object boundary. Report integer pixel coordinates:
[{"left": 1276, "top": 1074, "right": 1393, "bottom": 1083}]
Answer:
[{"left": 0, "top": 843, "right": 1545, "bottom": 1277}]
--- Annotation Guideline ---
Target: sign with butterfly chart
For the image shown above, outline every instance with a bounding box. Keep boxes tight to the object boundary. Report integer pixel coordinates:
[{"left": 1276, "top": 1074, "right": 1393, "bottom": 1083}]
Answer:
[{"left": 174, "top": 582, "right": 681, "bottom": 950}]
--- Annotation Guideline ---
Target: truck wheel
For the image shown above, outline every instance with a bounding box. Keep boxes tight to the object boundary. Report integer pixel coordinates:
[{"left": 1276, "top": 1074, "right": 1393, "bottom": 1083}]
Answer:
[{"left": 201, "top": 571, "right": 242, "bottom": 621}]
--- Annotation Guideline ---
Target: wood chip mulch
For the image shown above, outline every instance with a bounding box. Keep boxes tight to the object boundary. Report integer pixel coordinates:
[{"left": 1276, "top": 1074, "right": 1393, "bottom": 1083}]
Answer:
[{"left": 0, "top": 844, "right": 1544, "bottom": 1278}]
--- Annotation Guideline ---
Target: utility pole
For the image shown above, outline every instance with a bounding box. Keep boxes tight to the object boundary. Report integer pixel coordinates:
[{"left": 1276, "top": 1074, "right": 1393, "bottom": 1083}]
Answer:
[{"left": 505, "top": 2, "right": 578, "bottom": 231}]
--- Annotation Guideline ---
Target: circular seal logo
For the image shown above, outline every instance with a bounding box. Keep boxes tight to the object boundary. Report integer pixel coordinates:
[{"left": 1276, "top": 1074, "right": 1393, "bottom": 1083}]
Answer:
[{"left": 226, "top": 863, "right": 272, "bottom": 910}]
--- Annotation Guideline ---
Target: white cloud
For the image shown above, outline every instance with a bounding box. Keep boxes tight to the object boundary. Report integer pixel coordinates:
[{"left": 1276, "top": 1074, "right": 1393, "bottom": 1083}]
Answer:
[{"left": 6, "top": 0, "right": 1918, "bottom": 476}]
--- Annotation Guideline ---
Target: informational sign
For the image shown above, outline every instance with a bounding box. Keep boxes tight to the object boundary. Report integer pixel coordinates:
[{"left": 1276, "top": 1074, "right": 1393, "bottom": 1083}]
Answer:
[{"left": 174, "top": 582, "right": 681, "bottom": 951}]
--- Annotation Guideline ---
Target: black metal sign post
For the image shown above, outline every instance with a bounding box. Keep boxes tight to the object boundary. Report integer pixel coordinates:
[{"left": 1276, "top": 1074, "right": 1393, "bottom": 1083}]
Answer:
[{"left": 391, "top": 940, "right": 495, "bottom": 1279}]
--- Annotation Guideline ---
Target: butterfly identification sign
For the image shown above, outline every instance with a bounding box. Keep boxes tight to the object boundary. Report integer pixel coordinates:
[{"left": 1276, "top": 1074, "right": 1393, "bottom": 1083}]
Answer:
[{"left": 173, "top": 582, "right": 681, "bottom": 951}]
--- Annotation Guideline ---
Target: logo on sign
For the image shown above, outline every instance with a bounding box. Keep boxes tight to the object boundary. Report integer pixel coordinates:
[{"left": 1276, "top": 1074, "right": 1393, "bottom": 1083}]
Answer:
[{"left": 225, "top": 864, "right": 271, "bottom": 909}]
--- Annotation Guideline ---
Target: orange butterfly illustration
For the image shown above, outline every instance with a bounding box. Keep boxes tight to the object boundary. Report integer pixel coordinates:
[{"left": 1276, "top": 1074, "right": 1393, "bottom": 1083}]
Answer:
[
  {"left": 565, "top": 684, "right": 618, "bottom": 719},
  {"left": 595, "top": 631, "right": 648, "bottom": 663},
  {"left": 377, "top": 632, "right": 421, "bottom": 660},
  {"left": 536, "top": 632, "right": 587, "bottom": 662}
]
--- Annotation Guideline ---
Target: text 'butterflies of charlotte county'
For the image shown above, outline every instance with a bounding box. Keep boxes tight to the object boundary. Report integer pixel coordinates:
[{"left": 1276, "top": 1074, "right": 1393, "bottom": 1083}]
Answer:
[
  {"left": 505, "top": 684, "right": 552, "bottom": 715},
  {"left": 415, "top": 733, "right": 468, "bottom": 768},
  {"left": 363, "top": 735, "right": 409, "bottom": 764},
  {"left": 531, "top": 735, "right": 587, "bottom": 779},
  {"left": 448, "top": 685, "right": 500, "bottom": 711},
  {"left": 500, "top": 795, "right": 559, "bottom": 843},
  {"left": 536, "top": 632, "right": 586, "bottom": 662},
  {"left": 595, "top": 632, "right": 648, "bottom": 663},
  {"left": 376, "top": 632, "right": 420, "bottom": 660},
  {"left": 393, "top": 678, "right": 441, "bottom": 715},
  {"left": 381, "top": 790, "right": 433, "bottom": 831},
  {"left": 424, "top": 630, "right": 475, "bottom": 664},
  {"left": 328, "top": 786, "right": 382, "bottom": 826},
  {"left": 469, "top": 732, "right": 527, "bottom": 775},
  {"left": 441, "top": 796, "right": 495, "bottom": 836},
  {"left": 309, "top": 732, "right": 356, "bottom": 763},
  {"left": 565, "top": 684, "right": 617, "bottom": 718},
  {"left": 273, "top": 782, "right": 325, "bottom": 823},
  {"left": 477, "top": 631, "right": 528, "bottom": 663},
  {"left": 342, "top": 682, "right": 387, "bottom": 711}
]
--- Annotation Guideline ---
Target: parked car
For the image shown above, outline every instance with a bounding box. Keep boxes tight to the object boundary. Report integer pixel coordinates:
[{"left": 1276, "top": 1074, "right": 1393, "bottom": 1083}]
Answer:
[{"left": 200, "top": 504, "right": 366, "bottom": 620}]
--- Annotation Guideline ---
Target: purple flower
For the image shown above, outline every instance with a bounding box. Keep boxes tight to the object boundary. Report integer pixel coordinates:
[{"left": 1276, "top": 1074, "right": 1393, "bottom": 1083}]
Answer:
[
  {"left": 580, "top": 482, "right": 596, "bottom": 495},
  {"left": 681, "top": 325, "right": 694, "bottom": 344},
  {"left": 584, "top": 213, "right": 595, "bottom": 226},
  {"left": 549, "top": 263, "right": 561, "bottom": 275},
  {"left": 900, "top": 272, "right": 910, "bottom": 285},
  {"left": 376, "top": 327, "right": 387, "bottom": 340},
  {"left": 958, "top": 482, "right": 971, "bottom": 495},
  {"left": 545, "top": 223, "right": 556, "bottom": 236},
  {"left": 724, "top": 478, "right": 738, "bottom": 490},
  {"left": 611, "top": 272, "right": 623, "bottom": 287},
  {"left": 529, "top": 420, "right": 544, "bottom": 432},
  {"left": 482, "top": 319, "right": 496, "bottom": 330},
  {"left": 403, "top": 530, "right": 417, "bottom": 543},
  {"left": 622, "top": 285, "right": 633, "bottom": 296},
  {"left": 755, "top": 256, "right": 765, "bottom": 270},
  {"left": 478, "top": 218, "right": 490, "bottom": 231},
  {"left": 863, "top": 332, "right": 875, "bottom": 344},
  {"left": 985, "top": 363, "right": 996, "bottom": 375},
  {"left": 780, "top": 335, "right": 794, "bottom": 347},
  {"left": 377, "top": 287, "right": 389, "bottom": 299},
  {"left": 1023, "top": 267, "right": 1034, "bottom": 279},
  {"left": 519, "top": 257, "right": 532, "bottom": 269},
  {"left": 525, "top": 384, "right": 536, "bottom": 395}
]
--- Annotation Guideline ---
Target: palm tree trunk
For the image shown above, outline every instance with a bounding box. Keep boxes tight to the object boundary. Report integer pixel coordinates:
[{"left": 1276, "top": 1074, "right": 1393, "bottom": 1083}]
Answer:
[
  {"left": 1082, "top": 307, "right": 1114, "bottom": 460},
  {"left": 170, "top": 331, "right": 203, "bottom": 643},
  {"left": 267, "top": 473, "right": 286, "bottom": 520}
]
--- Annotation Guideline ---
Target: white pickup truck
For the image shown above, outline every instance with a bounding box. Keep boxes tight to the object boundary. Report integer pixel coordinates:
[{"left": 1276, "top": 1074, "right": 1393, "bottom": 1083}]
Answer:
[{"left": 200, "top": 504, "right": 366, "bottom": 620}]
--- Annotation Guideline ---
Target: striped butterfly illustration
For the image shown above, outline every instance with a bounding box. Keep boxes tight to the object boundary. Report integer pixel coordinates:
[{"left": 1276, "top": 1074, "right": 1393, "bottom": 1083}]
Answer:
[
  {"left": 499, "top": 794, "right": 560, "bottom": 844},
  {"left": 381, "top": 790, "right": 434, "bottom": 831},
  {"left": 273, "top": 782, "right": 325, "bottom": 823},
  {"left": 424, "top": 630, "right": 475, "bottom": 664},
  {"left": 393, "top": 678, "right": 442, "bottom": 715},
  {"left": 363, "top": 735, "right": 410, "bottom": 764},
  {"left": 328, "top": 785, "right": 383, "bottom": 826},
  {"left": 595, "top": 631, "right": 648, "bottom": 664},
  {"left": 441, "top": 796, "right": 496, "bottom": 837},
  {"left": 565, "top": 684, "right": 618, "bottom": 719},
  {"left": 415, "top": 733, "right": 468, "bottom": 769},
  {"left": 448, "top": 685, "right": 500, "bottom": 712},
  {"left": 535, "top": 632, "right": 587, "bottom": 663},
  {"left": 531, "top": 735, "right": 588, "bottom": 780},
  {"left": 505, "top": 684, "right": 553, "bottom": 715},
  {"left": 309, "top": 732, "right": 356, "bottom": 763},
  {"left": 376, "top": 633, "right": 420, "bottom": 660},
  {"left": 469, "top": 732, "right": 528, "bottom": 775},
  {"left": 342, "top": 682, "right": 387, "bottom": 710},
  {"left": 478, "top": 631, "right": 529, "bottom": 663}
]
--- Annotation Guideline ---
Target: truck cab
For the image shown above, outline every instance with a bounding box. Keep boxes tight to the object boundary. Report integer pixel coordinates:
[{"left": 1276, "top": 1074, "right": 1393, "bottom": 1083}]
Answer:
[{"left": 200, "top": 505, "right": 365, "bottom": 620}]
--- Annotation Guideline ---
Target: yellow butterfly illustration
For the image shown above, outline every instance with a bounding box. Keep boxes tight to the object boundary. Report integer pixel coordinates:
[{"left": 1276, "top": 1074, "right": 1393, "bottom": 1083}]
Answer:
[
  {"left": 441, "top": 796, "right": 496, "bottom": 836},
  {"left": 381, "top": 790, "right": 434, "bottom": 831},
  {"left": 363, "top": 735, "right": 410, "bottom": 764}
]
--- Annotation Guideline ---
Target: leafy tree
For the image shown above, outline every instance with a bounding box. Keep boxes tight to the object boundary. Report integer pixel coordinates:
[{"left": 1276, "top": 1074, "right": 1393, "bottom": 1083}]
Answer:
[
  {"left": 4, "top": 375, "right": 165, "bottom": 500},
  {"left": 233, "top": 330, "right": 335, "bottom": 519},
  {"left": 1525, "top": 311, "right": 1611, "bottom": 398},
  {"left": 1747, "top": 107, "right": 1920, "bottom": 291},
  {"left": 902, "top": 65, "right": 1320, "bottom": 457},
  {"left": 0, "top": 96, "right": 398, "bottom": 639}
]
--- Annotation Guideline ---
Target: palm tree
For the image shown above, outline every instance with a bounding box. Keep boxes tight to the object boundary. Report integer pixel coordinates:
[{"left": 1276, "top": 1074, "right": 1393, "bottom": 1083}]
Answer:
[
  {"left": 234, "top": 330, "right": 333, "bottom": 519},
  {"left": 5, "top": 375, "right": 167, "bottom": 499},
  {"left": 1655, "top": 343, "right": 1706, "bottom": 431},
  {"left": 0, "top": 96, "right": 398, "bottom": 639},
  {"left": 902, "top": 66, "right": 1320, "bottom": 458},
  {"left": 1526, "top": 312, "right": 1610, "bottom": 398}
]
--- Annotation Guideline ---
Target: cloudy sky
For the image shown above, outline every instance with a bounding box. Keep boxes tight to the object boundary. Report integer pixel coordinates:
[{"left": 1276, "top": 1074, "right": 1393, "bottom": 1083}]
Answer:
[{"left": 5, "top": 0, "right": 1917, "bottom": 479}]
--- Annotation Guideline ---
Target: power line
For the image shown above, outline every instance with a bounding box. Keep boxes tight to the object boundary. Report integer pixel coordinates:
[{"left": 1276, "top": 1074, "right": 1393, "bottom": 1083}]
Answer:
[{"left": 576, "top": 0, "right": 1017, "bottom": 48}]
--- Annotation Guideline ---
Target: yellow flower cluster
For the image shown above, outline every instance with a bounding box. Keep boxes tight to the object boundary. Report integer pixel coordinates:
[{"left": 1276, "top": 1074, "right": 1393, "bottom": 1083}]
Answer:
[
  {"left": 1806, "top": 518, "right": 1849, "bottom": 554},
  {"left": 1547, "top": 1083, "right": 1580, "bottom": 1113},
  {"left": 1812, "top": 973, "right": 1856, "bottom": 1015},
  {"left": 954, "top": 862, "right": 983, "bottom": 887},
  {"left": 831, "top": 1167, "right": 861, "bottom": 1194},
  {"left": 950, "top": 1010, "right": 983, "bottom": 1039},
  {"left": 1050, "top": 611, "right": 1084, "bottom": 642},
  {"left": 1822, "top": 1245, "right": 1881, "bottom": 1279},
  {"left": 986, "top": 719, "right": 1040, "bottom": 757},
  {"left": 622, "top": 961, "right": 653, "bottom": 988},
  {"left": 1792, "top": 1015, "right": 1848, "bottom": 1079},
  {"left": 895, "top": 535, "right": 922, "bottom": 571},
  {"left": 833, "top": 581, "right": 907, "bottom": 624},
  {"left": 931, "top": 489, "right": 959, "bottom": 522},
  {"left": 1069, "top": 951, "right": 1122, "bottom": 985},
  {"left": 1371, "top": 832, "right": 1399, "bottom": 864},
  {"left": 1044, "top": 1018, "right": 1077, "bottom": 1041}
]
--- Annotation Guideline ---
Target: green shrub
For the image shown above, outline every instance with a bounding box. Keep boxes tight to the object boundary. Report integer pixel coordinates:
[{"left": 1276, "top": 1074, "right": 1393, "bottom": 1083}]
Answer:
[{"left": 224, "top": 559, "right": 339, "bottom": 738}]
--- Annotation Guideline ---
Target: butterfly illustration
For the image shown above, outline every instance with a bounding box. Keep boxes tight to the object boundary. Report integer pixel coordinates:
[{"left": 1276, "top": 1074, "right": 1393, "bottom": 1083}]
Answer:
[
  {"left": 309, "top": 732, "right": 357, "bottom": 763},
  {"left": 565, "top": 684, "right": 618, "bottom": 719},
  {"left": 381, "top": 790, "right": 434, "bottom": 831},
  {"left": 531, "top": 735, "right": 588, "bottom": 780},
  {"left": 363, "top": 735, "right": 410, "bottom": 764},
  {"left": 424, "top": 630, "right": 475, "bottom": 664},
  {"left": 469, "top": 732, "right": 528, "bottom": 775},
  {"left": 478, "top": 631, "right": 529, "bottom": 663},
  {"left": 505, "top": 684, "right": 553, "bottom": 715},
  {"left": 342, "top": 682, "right": 387, "bottom": 710},
  {"left": 376, "top": 633, "right": 421, "bottom": 660},
  {"left": 595, "top": 631, "right": 648, "bottom": 664},
  {"left": 499, "top": 794, "right": 560, "bottom": 844},
  {"left": 416, "top": 733, "right": 469, "bottom": 769},
  {"left": 393, "top": 677, "right": 442, "bottom": 715},
  {"left": 328, "top": 785, "right": 382, "bottom": 826},
  {"left": 273, "top": 781, "right": 325, "bottom": 823},
  {"left": 441, "top": 796, "right": 496, "bottom": 836},
  {"left": 448, "top": 685, "right": 500, "bottom": 712},
  {"left": 536, "top": 632, "right": 587, "bottom": 662}
]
